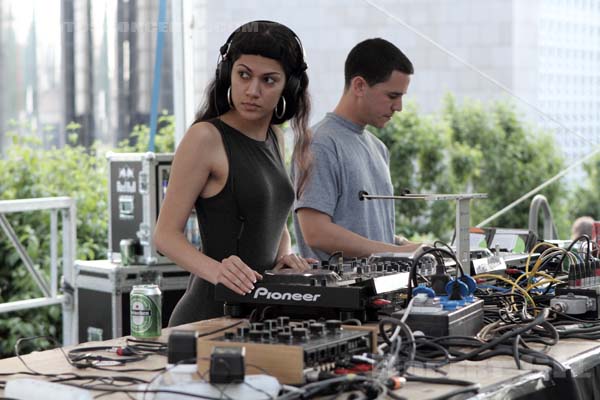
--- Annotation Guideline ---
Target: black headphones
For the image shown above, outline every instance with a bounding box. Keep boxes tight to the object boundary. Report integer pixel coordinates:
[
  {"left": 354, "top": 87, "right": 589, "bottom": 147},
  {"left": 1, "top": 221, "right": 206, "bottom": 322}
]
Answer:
[{"left": 215, "top": 20, "right": 308, "bottom": 121}]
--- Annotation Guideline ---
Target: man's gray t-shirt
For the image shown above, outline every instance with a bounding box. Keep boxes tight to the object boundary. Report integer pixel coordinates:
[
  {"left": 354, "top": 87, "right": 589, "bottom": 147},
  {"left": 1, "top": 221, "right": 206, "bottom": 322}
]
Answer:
[{"left": 292, "top": 113, "right": 395, "bottom": 261}]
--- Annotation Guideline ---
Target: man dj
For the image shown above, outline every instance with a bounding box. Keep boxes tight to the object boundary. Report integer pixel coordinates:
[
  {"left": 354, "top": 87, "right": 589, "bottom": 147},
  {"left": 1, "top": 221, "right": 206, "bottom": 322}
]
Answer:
[{"left": 292, "top": 38, "right": 422, "bottom": 262}]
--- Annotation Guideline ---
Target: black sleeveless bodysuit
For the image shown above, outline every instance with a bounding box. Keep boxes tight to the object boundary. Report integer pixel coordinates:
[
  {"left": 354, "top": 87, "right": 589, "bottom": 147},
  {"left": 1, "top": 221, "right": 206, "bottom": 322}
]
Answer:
[{"left": 168, "top": 119, "right": 295, "bottom": 325}]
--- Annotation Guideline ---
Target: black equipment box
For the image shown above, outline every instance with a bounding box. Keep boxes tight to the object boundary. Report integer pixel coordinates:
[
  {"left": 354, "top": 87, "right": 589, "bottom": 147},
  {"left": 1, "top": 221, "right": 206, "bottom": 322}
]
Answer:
[
  {"left": 107, "top": 152, "right": 173, "bottom": 265},
  {"left": 74, "top": 259, "right": 189, "bottom": 343}
]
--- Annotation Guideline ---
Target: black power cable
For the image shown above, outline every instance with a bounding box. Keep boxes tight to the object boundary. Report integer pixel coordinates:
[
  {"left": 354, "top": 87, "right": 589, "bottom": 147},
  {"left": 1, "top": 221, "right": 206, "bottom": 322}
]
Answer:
[
  {"left": 406, "top": 247, "right": 464, "bottom": 305},
  {"left": 543, "top": 235, "right": 591, "bottom": 294}
]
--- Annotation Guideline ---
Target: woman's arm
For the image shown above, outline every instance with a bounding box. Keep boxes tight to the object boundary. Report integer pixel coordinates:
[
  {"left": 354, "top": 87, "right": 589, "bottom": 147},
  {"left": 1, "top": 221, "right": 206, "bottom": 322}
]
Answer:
[
  {"left": 153, "top": 122, "right": 261, "bottom": 295},
  {"left": 276, "top": 225, "right": 293, "bottom": 260},
  {"left": 271, "top": 125, "right": 313, "bottom": 271}
]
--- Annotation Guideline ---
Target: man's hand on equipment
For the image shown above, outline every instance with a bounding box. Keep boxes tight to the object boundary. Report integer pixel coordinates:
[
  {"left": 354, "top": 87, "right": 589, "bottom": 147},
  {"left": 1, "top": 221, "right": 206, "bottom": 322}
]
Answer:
[{"left": 274, "top": 254, "right": 318, "bottom": 272}]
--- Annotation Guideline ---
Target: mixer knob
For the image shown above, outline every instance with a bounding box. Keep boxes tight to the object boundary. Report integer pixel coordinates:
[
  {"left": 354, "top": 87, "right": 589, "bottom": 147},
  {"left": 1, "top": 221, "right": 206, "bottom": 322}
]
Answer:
[
  {"left": 224, "top": 331, "right": 235, "bottom": 340},
  {"left": 320, "top": 279, "right": 327, "bottom": 287},
  {"left": 310, "top": 278, "right": 318, "bottom": 286},
  {"left": 277, "top": 316, "right": 290, "bottom": 327},
  {"left": 251, "top": 322, "right": 264, "bottom": 331},
  {"left": 249, "top": 330, "right": 263, "bottom": 341},
  {"left": 292, "top": 328, "right": 309, "bottom": 340},
  {"left": 278, "top": 332, "right": 292, "bottom": 343},
  {"left": 263, "top": 319, "right": 278, "bottom": 331},
  {"left": 237, "top": 326, "right": 249, "bottom": 337},
  {"left": 310, "top": 323, "right": 325, "bottom": 336},
  {"left": 325, "top": 320, "right": 342, "bottom": 333}
]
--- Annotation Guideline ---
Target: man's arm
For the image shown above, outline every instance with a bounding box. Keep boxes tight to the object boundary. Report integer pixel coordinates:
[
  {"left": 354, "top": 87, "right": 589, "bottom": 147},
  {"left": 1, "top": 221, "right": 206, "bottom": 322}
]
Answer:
[{"left": 297, "top": 207, "right": 420, "bottom": 258}]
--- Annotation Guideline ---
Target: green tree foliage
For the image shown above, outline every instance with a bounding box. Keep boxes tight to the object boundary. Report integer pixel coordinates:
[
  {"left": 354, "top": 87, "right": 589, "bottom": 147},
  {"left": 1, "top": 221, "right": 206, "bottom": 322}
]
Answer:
[
  {"left": 377, "top": 103, "right": 457, "bottom": 240},
  {"left": 117, "top": 113, "right": 175, "bottom": 153},
  {"left": 569, "top": 154, "right": 600, "bottom": 220},
  {"left": 0, "top": 119, "right": 174, "bottom": 357},
  {"left": 373, "top": 95, "right": 570, "bottom": 241}
]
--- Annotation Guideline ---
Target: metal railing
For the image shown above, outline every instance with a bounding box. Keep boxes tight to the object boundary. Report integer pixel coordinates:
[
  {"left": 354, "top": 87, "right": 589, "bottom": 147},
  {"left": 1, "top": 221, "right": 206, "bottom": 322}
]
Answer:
[
  {"left": 0, "top": 197, "right": 77, "bottom": 346},
  {"left": 528, "top": 194, "right": 559, "bottom": 240}
]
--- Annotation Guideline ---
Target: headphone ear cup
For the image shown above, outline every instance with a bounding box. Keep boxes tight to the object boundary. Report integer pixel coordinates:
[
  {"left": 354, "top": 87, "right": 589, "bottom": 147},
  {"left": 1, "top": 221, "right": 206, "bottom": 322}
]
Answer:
[{"left": 285, "top": 75, "right": 302, "bottom": 101}]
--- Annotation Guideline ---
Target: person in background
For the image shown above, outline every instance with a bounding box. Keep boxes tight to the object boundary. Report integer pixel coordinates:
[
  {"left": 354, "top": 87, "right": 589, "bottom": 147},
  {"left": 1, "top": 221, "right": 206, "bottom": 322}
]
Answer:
[
  {"left": 572, "top": 216, "right": 595, "bottom": 240},
  {"left": 154, "top": 21, "right": 314, "bottom": 325},
  {"left": 292, "top": 38, "right": 423, "bottom": 262}
]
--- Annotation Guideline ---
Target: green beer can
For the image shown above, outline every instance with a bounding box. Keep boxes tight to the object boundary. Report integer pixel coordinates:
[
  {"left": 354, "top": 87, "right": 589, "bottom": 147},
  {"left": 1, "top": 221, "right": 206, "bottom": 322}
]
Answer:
[
  {"left": 130, "top": 284, "right": 162, "bottom": 338},
  {"left": 120, "top": 238, "right": 135, "bottom": 266}
]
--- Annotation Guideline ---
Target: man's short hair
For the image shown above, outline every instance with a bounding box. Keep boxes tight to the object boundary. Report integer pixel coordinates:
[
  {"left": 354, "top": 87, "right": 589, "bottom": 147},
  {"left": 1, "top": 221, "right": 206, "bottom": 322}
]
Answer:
[
  {"left": 572, "top": 216, "right": 595, "bottom": 239},
  {"left": 344, "top": 38, "right": 413, "bottom": 88}
]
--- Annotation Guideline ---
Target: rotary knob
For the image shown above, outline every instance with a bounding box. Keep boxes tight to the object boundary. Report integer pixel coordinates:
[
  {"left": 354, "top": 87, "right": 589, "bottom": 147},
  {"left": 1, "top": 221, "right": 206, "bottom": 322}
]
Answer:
[
  {"left": 251, "top": 322, "right": 264, "bottom": 331},
  {"left": 249, "top": 330, "right": 263, "bottom": 341},
  {"left": 309, "top": 323, "right": 325, "bottom": 336},
  {"left": 325, "top": 320, "right": 342, "bottom": 333},
  {"left": 278, "top": 332, "right": 292, "bottom": 343},
  {"left": 237, "top": 326, "right": 249, "bottom": 337},
  {"left": 263, "top": 319, "right": 278, "bottom": 331},
  {"left": 292, "top": 328, "right": 308, "bottom": 340}
]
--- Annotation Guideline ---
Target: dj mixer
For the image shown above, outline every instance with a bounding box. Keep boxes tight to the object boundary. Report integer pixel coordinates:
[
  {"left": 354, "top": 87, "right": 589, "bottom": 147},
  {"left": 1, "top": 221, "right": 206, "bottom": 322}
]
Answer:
[
  {"left": 215, "top": 255, "right": 437, "bottom": 321},
  {"left": 197, "top": 318, "right": 377, "bottom": 384}
]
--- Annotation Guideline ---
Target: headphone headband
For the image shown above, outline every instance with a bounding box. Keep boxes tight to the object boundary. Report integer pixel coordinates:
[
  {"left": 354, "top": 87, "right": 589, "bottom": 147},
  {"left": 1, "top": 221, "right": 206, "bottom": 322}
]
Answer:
[{"left": 219, "top": 20, "right": 307, "bottom": 73}]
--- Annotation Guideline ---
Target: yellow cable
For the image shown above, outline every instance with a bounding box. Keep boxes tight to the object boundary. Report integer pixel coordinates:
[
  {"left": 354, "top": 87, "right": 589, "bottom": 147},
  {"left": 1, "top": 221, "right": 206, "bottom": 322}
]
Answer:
[
  {"left": 474, "top": 273, "right": 536, "bottom": 307},
  {"left": 526, "top": 242, "right": 555, "bottom": 274}
]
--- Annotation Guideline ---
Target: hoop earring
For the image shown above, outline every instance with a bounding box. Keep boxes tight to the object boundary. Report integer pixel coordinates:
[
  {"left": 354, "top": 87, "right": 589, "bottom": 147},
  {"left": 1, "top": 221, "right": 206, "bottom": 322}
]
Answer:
[
  {"left": 275, "top": 96, "right": 286, "bottom": 119},
  {"left": 227, "top": 86, "right": 234, "bottom": 109}
]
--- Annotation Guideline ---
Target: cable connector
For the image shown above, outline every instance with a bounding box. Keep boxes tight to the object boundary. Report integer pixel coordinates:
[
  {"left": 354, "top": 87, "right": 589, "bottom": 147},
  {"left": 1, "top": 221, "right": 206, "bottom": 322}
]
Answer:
[
  {"left": 385, "top": 376, "right": 406, "bottom": 390},
  {"left": 115, "top": 346, "right": 135, "bottom": 356}
]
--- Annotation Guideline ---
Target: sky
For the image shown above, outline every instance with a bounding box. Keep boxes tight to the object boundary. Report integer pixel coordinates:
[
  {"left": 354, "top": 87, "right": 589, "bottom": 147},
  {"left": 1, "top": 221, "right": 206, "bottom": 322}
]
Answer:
[{"left": 5, "top": 0, "right": 60, "bottom": 46}]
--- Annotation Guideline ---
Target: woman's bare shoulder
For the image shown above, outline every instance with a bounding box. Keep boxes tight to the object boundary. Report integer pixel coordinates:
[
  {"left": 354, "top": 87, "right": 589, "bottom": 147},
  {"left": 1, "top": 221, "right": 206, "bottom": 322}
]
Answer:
[
  {"left": 180, "top": 121, "right": 222, "bottom": 149},
  {"left": 171, "top": 121, "right": 226, "bottom": 171}
]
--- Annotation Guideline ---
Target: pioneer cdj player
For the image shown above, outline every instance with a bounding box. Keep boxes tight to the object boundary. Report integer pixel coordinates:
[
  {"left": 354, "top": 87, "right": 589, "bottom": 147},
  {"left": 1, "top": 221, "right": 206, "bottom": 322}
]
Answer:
[{"left": 215, "top": 255, "right": 437, "bottom": 321}]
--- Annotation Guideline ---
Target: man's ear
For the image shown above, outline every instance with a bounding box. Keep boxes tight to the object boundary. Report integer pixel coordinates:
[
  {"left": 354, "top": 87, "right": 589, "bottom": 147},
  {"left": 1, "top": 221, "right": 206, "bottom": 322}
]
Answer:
[{"left": 350, "top": 76, "right": 368, "bottom": 97}]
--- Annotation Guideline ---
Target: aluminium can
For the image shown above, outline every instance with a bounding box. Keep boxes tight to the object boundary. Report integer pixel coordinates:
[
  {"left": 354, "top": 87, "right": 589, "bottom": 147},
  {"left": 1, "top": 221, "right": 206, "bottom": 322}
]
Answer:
[
  {"left": 120, "top": 238, "right": 135, "bottom": 266},
  {"left": 130, "top": 284, "right": 162, "bottom": 338}
]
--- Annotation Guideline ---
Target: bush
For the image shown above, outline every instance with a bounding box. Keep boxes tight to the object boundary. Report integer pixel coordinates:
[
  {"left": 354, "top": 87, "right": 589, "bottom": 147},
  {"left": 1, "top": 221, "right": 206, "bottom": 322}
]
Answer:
[{"left": 0, "top": 117, "right": 174, "bottom": 357}]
